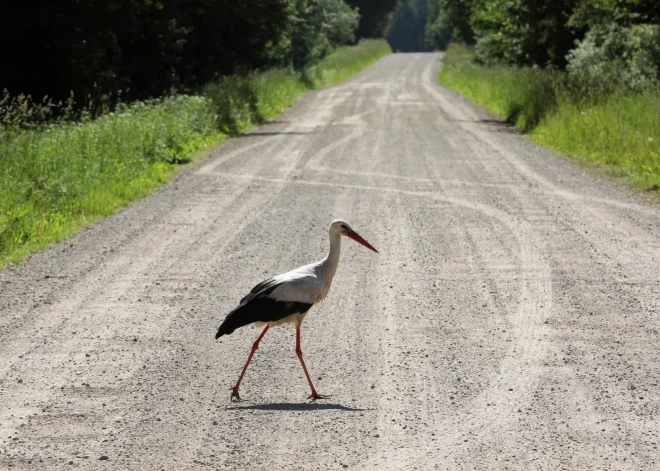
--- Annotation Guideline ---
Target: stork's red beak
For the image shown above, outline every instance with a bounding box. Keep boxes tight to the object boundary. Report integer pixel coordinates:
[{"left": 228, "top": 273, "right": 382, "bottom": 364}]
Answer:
[{"left": 346, "top": 230, "right": 379, "bottom": 253}]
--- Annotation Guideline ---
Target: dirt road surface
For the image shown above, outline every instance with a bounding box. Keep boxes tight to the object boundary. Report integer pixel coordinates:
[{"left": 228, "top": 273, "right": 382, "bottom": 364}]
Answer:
[{"left": 1, "top": 53, "right": 659, "bottom": 470}]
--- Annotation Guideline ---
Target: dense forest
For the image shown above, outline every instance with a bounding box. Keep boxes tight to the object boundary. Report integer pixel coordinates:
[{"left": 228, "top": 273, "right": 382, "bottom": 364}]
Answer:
[
  {"left": 3, "top": 0, "right": 658, "bottom": 107},
  {"left": 387, "top": 0, "right": 660, "bottom": 90},
  {"left": 0, "top": 0, "right": 398, "bottom": 110}
]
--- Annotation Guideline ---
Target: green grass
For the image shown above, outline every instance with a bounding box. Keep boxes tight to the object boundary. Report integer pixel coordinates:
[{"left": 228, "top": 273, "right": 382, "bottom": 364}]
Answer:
[
  {"left": 0, "top": 40, "right": 391, "bottom": 267},
  {"left": 306, "top": 39, "right": 393, "bottom": 86},
  {"left": 204, "top": 68, "right": 309, "bottom": 135},
  {"left": 533, "top": 92, "right": 660, "bottom": 190},
  {"left": 0, "top": 95, "right": 223, "bottom": 265},
  {"left": 439, "top": 44, "right": 660, "bottom": 193}
]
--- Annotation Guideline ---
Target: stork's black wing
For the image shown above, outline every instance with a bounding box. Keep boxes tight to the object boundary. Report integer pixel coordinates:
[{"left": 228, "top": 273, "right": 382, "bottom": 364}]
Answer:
[
  {"left": 216, "top": 286, "right": 312, "bottom": 338},
  {"left": 240, "top": 276, "right": 280, "bottom": 304}
]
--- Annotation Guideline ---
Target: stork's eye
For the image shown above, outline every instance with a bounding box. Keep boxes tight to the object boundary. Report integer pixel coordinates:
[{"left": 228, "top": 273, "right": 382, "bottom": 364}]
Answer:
[{"left": 340, "top": 224, "right": 348, "bottom": 230}]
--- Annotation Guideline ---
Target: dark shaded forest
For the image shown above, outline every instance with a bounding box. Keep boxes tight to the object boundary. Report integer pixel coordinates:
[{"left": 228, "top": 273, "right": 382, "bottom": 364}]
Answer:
[
  {"left": 4, "top": 0, "right": 656, "bottom": 107},
  {"left": 0, "top": 1, "right": 398, "bottom": 109}
]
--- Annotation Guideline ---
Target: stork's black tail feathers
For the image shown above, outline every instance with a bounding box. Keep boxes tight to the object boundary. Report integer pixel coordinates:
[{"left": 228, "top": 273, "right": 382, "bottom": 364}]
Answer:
[
  {"left": 215, "top": 323, "right": 234, "bottom": 339},
  {"left": 215, "top": 304, "right": 245, "bottom": 338}
]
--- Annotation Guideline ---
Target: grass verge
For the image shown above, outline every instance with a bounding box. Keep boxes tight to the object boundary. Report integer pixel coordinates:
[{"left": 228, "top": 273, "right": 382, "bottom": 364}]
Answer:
[
  {"left": 0, "top": 40, "right": 391, "bottom": 267},
  {"left": 204, "top": 39, "right": 391, "bottom": 134},
  {"left": 439, "top": 44, "right": 660, "bottom": 194},
  {"left": 0, "top": 96, "right": 222, "bottom": 266}
]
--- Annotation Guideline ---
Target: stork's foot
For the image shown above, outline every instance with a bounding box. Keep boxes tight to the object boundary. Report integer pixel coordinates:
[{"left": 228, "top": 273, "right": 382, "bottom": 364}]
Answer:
[
  {"left": 229, "top": 385, "right": 242, "bottom": 402},
  {"left": 308, "top": 392, "right": 330, "bottom": 400}
]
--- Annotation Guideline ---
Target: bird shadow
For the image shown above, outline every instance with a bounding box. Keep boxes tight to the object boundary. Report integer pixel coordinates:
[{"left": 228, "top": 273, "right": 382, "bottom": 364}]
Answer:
[{"left": 227, "top": 401, "right": 372, "bottom": 412}]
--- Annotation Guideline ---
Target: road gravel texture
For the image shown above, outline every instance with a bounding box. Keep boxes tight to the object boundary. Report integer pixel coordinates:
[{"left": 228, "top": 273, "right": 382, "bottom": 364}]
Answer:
[{"left": 1, "top": 53, "right": 659, "bottom": 470}]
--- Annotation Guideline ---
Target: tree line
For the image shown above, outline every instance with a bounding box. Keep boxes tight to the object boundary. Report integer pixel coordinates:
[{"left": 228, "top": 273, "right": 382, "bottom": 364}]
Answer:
[
  {"left": 0, "top": 0, "right": 397, "bottom": 109},
  {"left": 389, "top": 0, "right": 660, "bottom": 90}
]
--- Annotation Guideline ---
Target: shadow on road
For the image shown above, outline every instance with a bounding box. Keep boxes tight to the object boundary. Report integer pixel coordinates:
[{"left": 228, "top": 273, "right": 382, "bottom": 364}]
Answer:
[
  {"left": 228, "top": 402, "right": 372, "bottom": 412},
  {"left": 236, "top": 131, "right": 311, "bottom": 138},
  {"left": 449, "top": 118, "right": 520, "bottom": 133}
]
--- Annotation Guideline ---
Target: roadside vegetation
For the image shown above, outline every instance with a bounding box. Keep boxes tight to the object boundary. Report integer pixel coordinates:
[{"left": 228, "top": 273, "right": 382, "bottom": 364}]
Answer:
[
  {"left": 0, "top": 0, "right": 393, "bottom": 270},
  {"left": 384, "top": 0, "right": 659, "bottom": 194},
  {"left": 204, "top": 40, "right": 392, "bottom": 135},
  {"left": 439, "top": 45, "right": 660, "bottom": 192},
  {"left": 0, "top": 95, "right": 221, "bottom": 266}
]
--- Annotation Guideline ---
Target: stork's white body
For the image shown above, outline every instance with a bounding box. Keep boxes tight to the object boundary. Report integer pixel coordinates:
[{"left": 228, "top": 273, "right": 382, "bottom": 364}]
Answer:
[{"left": 252, "top": 232, "right": 341, "bottom": 328}]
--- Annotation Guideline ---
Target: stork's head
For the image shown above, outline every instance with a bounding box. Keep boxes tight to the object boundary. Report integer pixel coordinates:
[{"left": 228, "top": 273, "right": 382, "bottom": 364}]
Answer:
[{"left": 330, "top": 219, "right": 379, "bottom": 253}]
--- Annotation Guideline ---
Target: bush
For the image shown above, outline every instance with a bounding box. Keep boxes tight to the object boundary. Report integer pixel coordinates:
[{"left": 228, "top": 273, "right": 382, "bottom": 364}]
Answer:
[
  {"left": 203, "top": 69, "right": 306, "bottom": 135},
  {"left": 566, "top": 24, "right": 660, "bottom": 92}
]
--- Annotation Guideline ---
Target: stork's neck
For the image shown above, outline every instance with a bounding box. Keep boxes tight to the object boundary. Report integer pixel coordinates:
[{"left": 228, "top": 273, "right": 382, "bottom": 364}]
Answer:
[{"left": 321, "top": 230, "right": 341, "bottom": 281}]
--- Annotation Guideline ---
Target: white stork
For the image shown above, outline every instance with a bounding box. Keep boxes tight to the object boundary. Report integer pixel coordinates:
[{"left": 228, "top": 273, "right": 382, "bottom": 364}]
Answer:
[{"left": 216, "top": 219, "right": 378, "bottom": 401}]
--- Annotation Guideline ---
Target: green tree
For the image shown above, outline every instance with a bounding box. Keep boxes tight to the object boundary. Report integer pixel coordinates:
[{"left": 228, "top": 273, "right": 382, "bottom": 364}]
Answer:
[
  {"left": 569, "top": 0, "right": 660, "bottom": 29},
  {"left": 470, "top": 0, "right": 581, "bottom": 67},
  {"left": 345, "top": 0, "right": 400, "bottom": 38},
  {"left": 267, "top": 0, "right": 359, "bottom": 69},
  {"left": 426, "top": 0, "right": 474, "bottom": 49}
]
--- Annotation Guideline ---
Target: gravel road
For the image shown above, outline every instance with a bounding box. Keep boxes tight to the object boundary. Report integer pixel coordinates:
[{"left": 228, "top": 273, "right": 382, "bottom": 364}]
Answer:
[{"left": 1, "top": 53, "right": 659, "bottom": 470}]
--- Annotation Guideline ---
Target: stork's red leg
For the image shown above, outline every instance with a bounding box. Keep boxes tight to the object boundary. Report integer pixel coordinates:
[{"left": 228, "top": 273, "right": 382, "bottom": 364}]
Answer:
[
  {"left": 295, "top": 325, "right": 328, "bottom": 400},
  {"left": 230, "top": 326, "right": 269, "bottom": 401}
]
